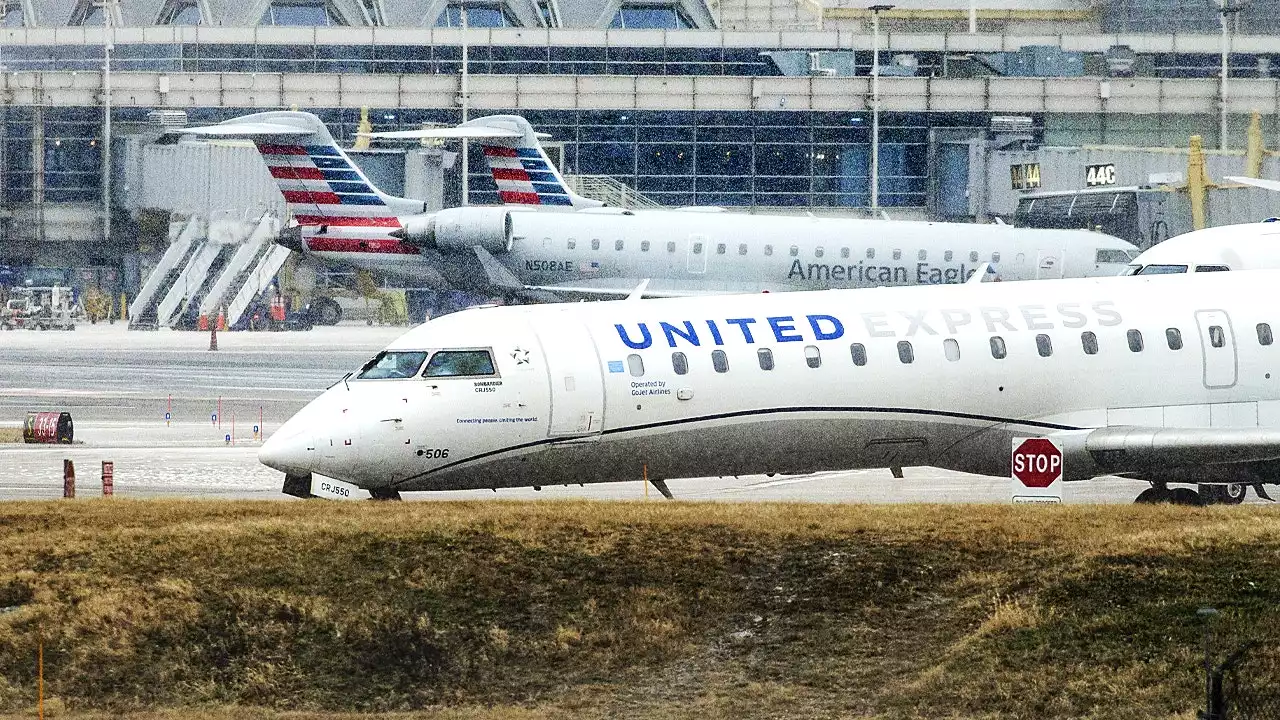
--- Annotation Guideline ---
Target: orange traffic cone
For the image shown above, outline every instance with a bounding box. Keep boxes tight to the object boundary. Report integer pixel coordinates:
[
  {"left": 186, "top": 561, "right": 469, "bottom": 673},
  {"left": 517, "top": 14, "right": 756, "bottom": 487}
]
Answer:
[
  {"left": 197, "top": 314, "right": 209, "bottom": 331},
  {"left": 216, "top": 307, "right": 227, "bottom": 331}
]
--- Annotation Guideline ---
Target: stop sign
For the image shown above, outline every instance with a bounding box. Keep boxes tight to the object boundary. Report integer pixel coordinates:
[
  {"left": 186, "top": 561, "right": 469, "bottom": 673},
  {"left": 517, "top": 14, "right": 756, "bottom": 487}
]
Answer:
[{"left": 1011, "top": 438, "right": 1063, "bottom": 488}]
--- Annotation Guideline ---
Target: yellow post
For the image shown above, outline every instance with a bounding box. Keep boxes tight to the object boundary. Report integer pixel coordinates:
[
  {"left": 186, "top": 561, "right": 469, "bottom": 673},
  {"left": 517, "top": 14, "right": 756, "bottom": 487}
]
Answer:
[
  {"left": 120, "top": 292, "right": 128, "bottom": 321},
  {"left": 1245, "top": 110, "right": 1265, "bottom": 178},
  {"left": 1187, "top": 134, "right": 1209, "bottom": 231},
  {"left": 643, "top": 464, "right": 649, "bottom": 500},
  {"left": 352, "top": 106, "right": 373, "bottom": 151},
  {"left": 37, "top": 636, "right": 43, "bottom": 720}
]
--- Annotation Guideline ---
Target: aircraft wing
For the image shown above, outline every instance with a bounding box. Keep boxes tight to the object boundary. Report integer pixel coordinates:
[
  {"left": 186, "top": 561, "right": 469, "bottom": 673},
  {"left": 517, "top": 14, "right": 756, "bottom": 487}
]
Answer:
[
  {"left": 1055, "top": 425, "right": 1280, "bottom": 482},
  {"left": 1224, "top": 176, "right": 1280, "bottom": 192},
  {"left": 172, "top": 123, "right": 313, "bottom": 138},
  {"left": 361, "top": 128, "right": 551, "bottom": 140},
  {"left": 522, "top": 284, "right": 720, "bottom": 299}
]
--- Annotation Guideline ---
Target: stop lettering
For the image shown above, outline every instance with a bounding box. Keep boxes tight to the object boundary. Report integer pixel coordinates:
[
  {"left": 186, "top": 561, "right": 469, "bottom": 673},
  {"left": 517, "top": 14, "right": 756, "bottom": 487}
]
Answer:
[{"left": 1011, "top": 438, "right": 1063, "bottom": 488}]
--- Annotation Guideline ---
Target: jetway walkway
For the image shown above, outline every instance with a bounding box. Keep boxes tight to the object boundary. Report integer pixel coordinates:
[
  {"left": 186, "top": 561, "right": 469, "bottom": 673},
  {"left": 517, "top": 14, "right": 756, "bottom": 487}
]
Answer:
[{"left": 129, "top": 214, "right": 285, "bottom": 330}]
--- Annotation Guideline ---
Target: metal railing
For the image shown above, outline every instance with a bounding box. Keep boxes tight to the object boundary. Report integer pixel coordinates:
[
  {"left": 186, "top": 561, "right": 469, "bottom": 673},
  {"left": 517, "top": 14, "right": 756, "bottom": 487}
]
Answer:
[{"left": 563, "top": 175, "right": 665, "bottom": 210}]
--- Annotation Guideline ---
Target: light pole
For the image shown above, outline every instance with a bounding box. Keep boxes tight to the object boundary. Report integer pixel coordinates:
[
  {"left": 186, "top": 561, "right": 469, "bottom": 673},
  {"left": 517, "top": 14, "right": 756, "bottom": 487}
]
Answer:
[
  {"left": 460, "top": 3, "right": 470, "bottom": 206},
  {"left": 868, "top": 4, "right": 893, "bottom": 214},
  {"left": 1217, "top": 0, "right": 1245, "bottom": 150},
  {"left": 101, "top": 0, "right": 114, "bottom": 246}
]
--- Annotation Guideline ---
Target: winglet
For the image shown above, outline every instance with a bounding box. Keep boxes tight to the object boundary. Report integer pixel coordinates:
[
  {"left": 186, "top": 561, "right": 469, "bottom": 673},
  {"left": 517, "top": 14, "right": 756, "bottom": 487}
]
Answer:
[
  {"left": 967, "top": 263, "right": 992, "bottom": 284},
  {"left": 626, "top": 279, "right": 651, "bottom": 301}
]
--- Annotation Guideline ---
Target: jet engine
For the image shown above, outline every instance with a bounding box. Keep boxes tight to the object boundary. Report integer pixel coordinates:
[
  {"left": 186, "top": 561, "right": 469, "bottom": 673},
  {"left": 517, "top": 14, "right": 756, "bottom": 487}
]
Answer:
[{"left": 395, "top": 207, "right": 513, "bottom": 255}]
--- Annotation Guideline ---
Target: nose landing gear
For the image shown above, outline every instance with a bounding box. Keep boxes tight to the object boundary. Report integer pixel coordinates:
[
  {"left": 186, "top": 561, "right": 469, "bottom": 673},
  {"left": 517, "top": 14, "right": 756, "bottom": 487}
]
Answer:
[
  {"left": 1134, "top": 482, "right": 1260, "bottom": 505},
  {"left": 1135, "top": 483, "right": 1204, "bottom": 505}
]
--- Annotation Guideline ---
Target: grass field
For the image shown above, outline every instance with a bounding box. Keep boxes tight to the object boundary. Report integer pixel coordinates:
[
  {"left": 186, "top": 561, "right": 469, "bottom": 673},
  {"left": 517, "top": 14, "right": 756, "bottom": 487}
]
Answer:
[
  {"left": 0, "top": 500, "right": 1277, "bottom": 719},
  {"left": 0, "top": 428, "right": 22, "bottom": 443}
]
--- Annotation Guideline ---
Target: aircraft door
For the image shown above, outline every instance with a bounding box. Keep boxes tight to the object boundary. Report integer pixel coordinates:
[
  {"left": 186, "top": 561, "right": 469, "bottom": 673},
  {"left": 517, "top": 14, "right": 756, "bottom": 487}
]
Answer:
[
  {"left": 533, "top": 312, "right": 605, "bottom": 437},
  {"left": 1036, "top": 248, "right": 1065, "bottom": 279},
  {"left": 1195, "top": 310, "right": 1238, "bottom": 389},
  {"left": 687, "top": 234, "right": 707, "bottom": 274}
]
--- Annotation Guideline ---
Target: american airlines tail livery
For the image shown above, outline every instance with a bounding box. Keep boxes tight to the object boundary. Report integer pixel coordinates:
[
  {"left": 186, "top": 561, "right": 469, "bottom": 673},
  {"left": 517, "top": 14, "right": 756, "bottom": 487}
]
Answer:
[
  {"left": 260, "top": 270, "right": 1280, "bottom": 505},
  {"left": 174, "top": 112, "right": 1139, "bottom": 299}
]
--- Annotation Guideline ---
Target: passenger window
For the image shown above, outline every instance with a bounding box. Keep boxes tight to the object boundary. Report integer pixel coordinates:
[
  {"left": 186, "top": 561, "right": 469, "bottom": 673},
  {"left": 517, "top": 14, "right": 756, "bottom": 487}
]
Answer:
[
  {"left": 757, "top": 348, "right": 774, "bottom": 371},
  {"left": 897, "top": 341, "right": 914, "bottom": 364},
  {"left": 615, "top": 239, "right": 624, "bottom": 251},
  {"left": 804, "top": 345, "right": 822, "bottom": 369},
  {"left": 765, "top": 244, "right": 773, "bottom": 256},
  {"left": 850, "top": 343, "right": 867, "bottom": 366},
  {"left": 815, "top": 247, "right": 824, "bottom": 258},
  {"left": 1127, "top": 329, "right": 1144, "bottom": 352},
  {"left": 1209, "top": 325, "right": 1226, "bottom": 348},
  {"left": 711, "top": 349, "right": 729, "bottom": 373},
  {"left": 992, "top": 252, "right": 1001, "bottom": 263},
  {"left": 990, "top": 336, "right": 1007, "bottom": 359},
  {"left": 866, "top": 248, "right": 875, "bottom": 259},
  {"left": 790, "top": 245, "right": 799, "bottom": 257},
  {"left": 944, "top": 250, "right": 954, "bottom": 262},
  {"left": 568, "top": 240, "right": 576, "bottom": 250},
  {"left": 1258, "top": 323, "right": 1273, "bottom": 346},
  {"left": 641, "top": 240, "right": 650, "bottom": 252},
  {"left": 672, "top": 351, "right": 688, "bottom": 375},
  {"left": 716, "top": 243, "right": 726, "bottom": 255},
  {"left": 944, "top": 338, "right": 960, "bottom": 362},
  {"left": 627, "top": 354, "right": 644, "bottom": 377},
  {"left": 1081, "top": 331, "right": 1099, "bottom": 355},
  {"left": 422, "top": 350, "right": 496, "bottom": 377},
  {"left": 841, "top": 247, "right": 850, "bottom": 259},
  {"left": 1166, "top": 328, "right": 1183, "bottom": 350},
  {"left": 893, "top": 249, "right": 902, "bottom": 261},
  {"left": 591, "top": 239, "right": 600, "bottom": 250},
  {"left": 666, "top": 241, "right": 676, "bottom": 253},
  {"left": 918, "top": 249, "right": 927, "bottom": 261},
  {"left": 738, "top": 243, "right": 747, "bottom": 255},
  {"left": 356, "top": 350, "right": 428, "bottom": 379},
  {"left": 692, "top": 242, "right": 703, "bottom": 254},
  {"left": 969, "top": 251, "right": 979, "bottom": 262},
  {"left": 1036, "top": 334, "right": 1053, "bottom": 357}
]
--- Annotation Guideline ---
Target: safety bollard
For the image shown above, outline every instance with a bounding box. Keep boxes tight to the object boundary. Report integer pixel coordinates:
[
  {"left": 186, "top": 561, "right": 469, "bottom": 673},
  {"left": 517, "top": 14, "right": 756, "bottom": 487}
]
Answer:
[
  {"left": 63, "top": 459, "right": 75, "bottom": 499},
  {"left": 102, "top": 461, "right": 114, "bottom": 496},
  {"left": 209, "top": 325, "right": 218, "bottom": 351}
]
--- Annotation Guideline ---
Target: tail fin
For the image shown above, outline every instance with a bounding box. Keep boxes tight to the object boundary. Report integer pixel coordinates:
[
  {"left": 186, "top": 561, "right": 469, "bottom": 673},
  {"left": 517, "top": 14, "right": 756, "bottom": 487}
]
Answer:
[
  {"left": 177, "top": 111, "right": 425, "bottom": 229},
  {"left": 363, "top": 115, "right": 604, "bottom": 210}
]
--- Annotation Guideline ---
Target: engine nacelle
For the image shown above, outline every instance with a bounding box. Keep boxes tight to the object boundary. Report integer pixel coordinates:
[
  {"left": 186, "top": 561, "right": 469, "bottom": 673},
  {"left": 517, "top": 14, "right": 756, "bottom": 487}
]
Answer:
[{"left": 395, "top": 207, "right": 513, "bottom": 255}]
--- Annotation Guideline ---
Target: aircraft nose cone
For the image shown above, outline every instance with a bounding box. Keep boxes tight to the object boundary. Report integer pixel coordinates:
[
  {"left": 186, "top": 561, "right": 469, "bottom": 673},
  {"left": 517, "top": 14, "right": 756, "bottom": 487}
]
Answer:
[{"left": 259, "top": 425, "right": 312, "bottom": 475}]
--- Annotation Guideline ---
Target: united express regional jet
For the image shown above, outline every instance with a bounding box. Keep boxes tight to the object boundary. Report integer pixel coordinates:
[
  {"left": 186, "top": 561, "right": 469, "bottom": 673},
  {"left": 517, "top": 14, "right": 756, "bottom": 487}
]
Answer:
[
  {"left": 260, "top": 269, "right": 1280, "bottom": 505},
  {"left": 174, "top": 112, "right": 1139, "bottom": 299}
]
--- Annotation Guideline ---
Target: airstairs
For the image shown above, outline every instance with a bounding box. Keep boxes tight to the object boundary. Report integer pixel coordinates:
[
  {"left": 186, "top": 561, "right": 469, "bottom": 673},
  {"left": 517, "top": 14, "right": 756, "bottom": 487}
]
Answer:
[
  {"left": 130, "top": 214, "right": 286, "bottom": 330},
  {"left": 563, "top": 175, "right": 666, "bottom": 210}
]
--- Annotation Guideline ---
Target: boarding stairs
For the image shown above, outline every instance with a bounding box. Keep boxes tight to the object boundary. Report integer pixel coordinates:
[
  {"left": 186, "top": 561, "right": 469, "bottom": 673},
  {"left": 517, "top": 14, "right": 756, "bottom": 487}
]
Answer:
[
  {"left": 225, "top": 244, "right": 291, "bottom": 327},
  {"left": 128, "top": 216, "right": 204, "bottom": 330},
  {"left": 198, "top": 214, "right": 277, "bottom": 321},
  {"left": 563, "top": 175, "right": 665, "bottom": 210},
  {"left": 154, "top": 242, "right": 227, "bottom": 327}
]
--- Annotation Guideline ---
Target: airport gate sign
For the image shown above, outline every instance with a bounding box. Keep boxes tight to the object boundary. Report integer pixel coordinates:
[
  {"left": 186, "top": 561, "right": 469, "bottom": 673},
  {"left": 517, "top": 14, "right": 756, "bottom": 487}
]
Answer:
[{"left": 1011, "top": 437, "right": 1064, "bottom": 504}]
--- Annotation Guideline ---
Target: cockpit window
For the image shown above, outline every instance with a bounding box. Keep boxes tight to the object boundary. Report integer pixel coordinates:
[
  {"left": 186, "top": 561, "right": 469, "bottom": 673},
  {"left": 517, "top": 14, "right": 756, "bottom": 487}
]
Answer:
[
  {"left": 423, "top": 350, "right": 496, "bottom": 377},
  {"left": 1135, "top": 264, "right": 1189, "bottom": 275},
  {"left": 1096, "top": 248, "right": 1137, "bottom": 264},
  {"left": 356, "top": 351, "right": 428, "bottom": 379},
  {"left": 1195, "top": 265, "right": 1230, "bottom": 272}
]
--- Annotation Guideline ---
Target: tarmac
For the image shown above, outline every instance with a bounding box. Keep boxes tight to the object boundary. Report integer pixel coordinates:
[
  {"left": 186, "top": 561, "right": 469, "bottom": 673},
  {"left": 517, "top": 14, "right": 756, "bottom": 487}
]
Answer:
[{"left": 0, "top": 322, "right": 1207, "bottom": 504}]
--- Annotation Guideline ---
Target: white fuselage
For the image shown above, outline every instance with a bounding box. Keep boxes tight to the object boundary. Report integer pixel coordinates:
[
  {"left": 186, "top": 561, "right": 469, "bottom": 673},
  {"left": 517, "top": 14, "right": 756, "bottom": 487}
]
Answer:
[
  {"left": 1128, "top": 222, "right": 1280, "bottom": 275},
  {"left": 261, "top": 271, "right": 1280, "bottom": 494},
  {"left": 306, "top": 209, "right": 1138, "bottom": 293}
]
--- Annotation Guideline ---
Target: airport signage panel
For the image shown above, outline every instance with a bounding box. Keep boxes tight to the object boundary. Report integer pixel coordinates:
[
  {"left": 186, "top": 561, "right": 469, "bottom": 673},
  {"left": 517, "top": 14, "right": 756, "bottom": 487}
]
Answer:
[
  {"left": 1010, "top": 163, "right": 1042, "bottom": 190},
  {"left": 1011, "top": 437, "right": 1063, "bottom": 504},
  {"left": 1085, "top": 163, "right": 1116, "bottom": 187}
]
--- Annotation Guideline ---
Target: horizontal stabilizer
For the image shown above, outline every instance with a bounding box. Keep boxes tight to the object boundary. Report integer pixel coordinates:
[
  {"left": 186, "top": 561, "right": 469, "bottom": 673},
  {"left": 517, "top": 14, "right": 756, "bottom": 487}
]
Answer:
[
  {"left": 172, "top": 123, "right": 313, "bottom": 138},
  {"left": 1224, "top": 176, "right": 1280, "bottom": 192},
  {"left": 1055, "top": 425, "right": 1280, "bottom": 480},
  {"left": 361, "top": 127, "right": 545, "bottom": 140}
]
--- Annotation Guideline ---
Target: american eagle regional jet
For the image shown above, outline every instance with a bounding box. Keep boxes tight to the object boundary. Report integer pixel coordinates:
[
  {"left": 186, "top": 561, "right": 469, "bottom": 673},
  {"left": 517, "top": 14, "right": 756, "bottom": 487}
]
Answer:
[
  {"left": 260, "top": 269, "right": 1280, "bottom": 505},
  {"left": 173, "top": 111, "right": 1139, "bottom": 301}
]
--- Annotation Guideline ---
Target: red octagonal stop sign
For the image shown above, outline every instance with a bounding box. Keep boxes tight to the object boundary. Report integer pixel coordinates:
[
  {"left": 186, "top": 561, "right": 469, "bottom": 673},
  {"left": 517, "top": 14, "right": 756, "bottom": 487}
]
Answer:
[{"left": 1012, "top": 438, "right": 1063, "bottom": 488}]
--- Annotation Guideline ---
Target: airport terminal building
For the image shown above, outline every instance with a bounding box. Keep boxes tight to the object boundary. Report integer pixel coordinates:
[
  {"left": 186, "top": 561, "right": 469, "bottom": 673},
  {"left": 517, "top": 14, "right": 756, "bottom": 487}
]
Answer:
[{"left": 3, "top": 0, "right": 1280, "bottom": 273}]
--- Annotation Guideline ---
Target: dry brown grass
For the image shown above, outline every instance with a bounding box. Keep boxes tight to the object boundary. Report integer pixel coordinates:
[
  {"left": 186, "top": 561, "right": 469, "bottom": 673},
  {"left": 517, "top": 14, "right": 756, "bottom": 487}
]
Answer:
[
  {"left": 0, "top": 501, "right": 1277, "bottom": 719},
  {"left": 0, "top": 428, "right": 22, "bottom": 443}
]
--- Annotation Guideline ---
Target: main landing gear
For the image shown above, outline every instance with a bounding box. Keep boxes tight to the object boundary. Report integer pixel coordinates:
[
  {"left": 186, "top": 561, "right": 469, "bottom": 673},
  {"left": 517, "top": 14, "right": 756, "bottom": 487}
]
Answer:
[{"left": 1134, "top": 482, "right": 1259, "bottom": 506}]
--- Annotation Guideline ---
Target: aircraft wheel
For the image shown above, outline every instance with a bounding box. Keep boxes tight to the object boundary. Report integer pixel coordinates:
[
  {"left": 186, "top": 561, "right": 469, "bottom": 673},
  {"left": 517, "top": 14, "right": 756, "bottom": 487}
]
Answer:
[
  {"left": 1199, "top": 483, "right": 1248, "bottom": 505},
  {"left": 312, "top": 297, "right": 342, "bottom": 326},
  {"left": 1135, "top": 486, "right": 1169, "bottom": 504},
  {"left": 1169, "top": 487, "right": 1205, "bottom": 506}
]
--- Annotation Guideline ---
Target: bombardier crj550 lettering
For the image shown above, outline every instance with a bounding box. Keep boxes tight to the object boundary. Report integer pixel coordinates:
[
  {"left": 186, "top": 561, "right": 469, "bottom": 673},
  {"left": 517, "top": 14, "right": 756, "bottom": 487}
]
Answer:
[
  {"left": 176, "top": 112, "right": 1139, "bottom": 298},
  {"left": 261, "top": 270, "right": 1280, "bottom": 505}
]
